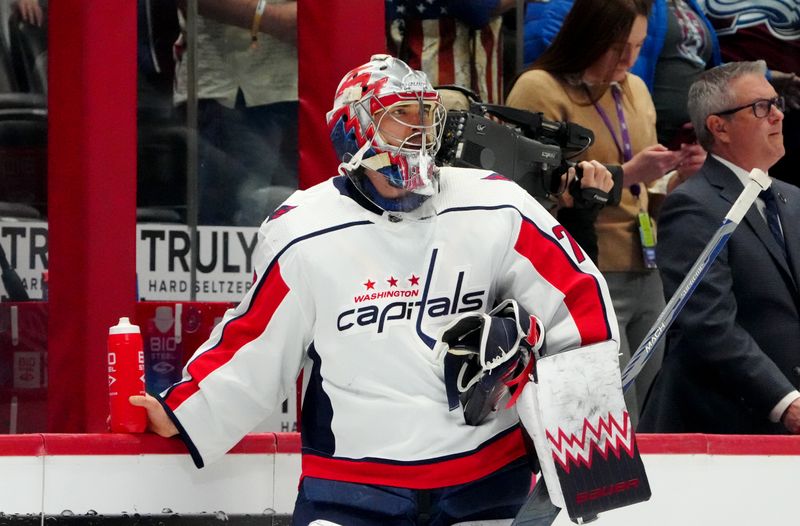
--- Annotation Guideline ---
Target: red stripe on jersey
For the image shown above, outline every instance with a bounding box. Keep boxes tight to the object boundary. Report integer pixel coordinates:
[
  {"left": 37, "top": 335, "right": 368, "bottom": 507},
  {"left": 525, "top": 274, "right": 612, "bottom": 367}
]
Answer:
[
  {"left": 165, "top": 263, "right": 290, "bottom": 410},
  {"left": 514, "top": 220, "right": 610, "bottom": 345},
  {"left": 301, "top": 428, "right": 526, "bottom": 489},
  {"left": 437, "top": 18, "right": 456, "bottom": 85}
]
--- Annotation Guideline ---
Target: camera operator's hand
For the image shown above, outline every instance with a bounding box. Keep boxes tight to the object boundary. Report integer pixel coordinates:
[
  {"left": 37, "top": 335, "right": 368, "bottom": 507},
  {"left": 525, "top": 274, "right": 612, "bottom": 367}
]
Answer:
[
  {"left": 558, "top": 161, "right": 613, "bottom": 209},
  {"left": 578, "top": 160, "right": 613, "bottom": 193},
  {"left": 622, "top": 144, "right": 682, "bottom": 187}
]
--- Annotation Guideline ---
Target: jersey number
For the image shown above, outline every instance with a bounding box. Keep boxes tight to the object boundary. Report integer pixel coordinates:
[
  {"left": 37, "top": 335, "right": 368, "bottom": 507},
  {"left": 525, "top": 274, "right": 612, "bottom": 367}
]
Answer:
[{"left": 553, "top": 225, "right": 585, "bottom": 264}]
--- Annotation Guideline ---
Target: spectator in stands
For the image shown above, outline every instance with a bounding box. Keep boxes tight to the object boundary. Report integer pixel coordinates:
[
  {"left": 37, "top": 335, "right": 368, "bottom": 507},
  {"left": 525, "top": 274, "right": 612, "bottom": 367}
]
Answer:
[
  {"left": 523, "top": 0, "right": 800, "bottom": 190},
  {"left": 3, "top": 0, "right": 47, "bottom": 94},
  {"left": 506, "top": 0, "right": 689, "bottom": 424},
  {"left": 386, "top": 0, "right": 514, "bottom": 104},
  {"left": 524, "top": 0, "right": 713, "bottom": 187},
  {"left": 699, "top": 0, "right": 800, "bottom": 188},
  {"left": 138, "top": 0, "right": 179, "bottom": 119},
  {"left": 639, "top": 61, "right": 800, "bottom": 435},
  {"left": 174, "top": 0, "right": 298, "bottom": 226}
]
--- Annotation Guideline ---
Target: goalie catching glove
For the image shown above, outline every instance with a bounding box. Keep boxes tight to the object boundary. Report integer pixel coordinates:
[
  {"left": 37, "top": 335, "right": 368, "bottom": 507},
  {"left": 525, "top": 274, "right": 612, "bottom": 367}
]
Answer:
[{"left": 437, "top": 299, "right": 544, "bottom": 426}]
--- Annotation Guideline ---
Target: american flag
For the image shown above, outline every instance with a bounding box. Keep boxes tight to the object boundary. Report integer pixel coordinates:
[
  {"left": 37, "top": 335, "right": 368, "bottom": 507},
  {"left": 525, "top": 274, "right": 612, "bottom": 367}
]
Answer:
[{"left": 386, "top": 0, "right": 505, "bottom": 103}]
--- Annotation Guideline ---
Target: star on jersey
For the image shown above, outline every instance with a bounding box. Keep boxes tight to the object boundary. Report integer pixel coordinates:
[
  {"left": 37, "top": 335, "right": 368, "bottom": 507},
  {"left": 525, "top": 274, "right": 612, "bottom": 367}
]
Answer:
[
  {"left": 409, "top": 275, "right": 420, "bottom": 286},
  {"left": 388, "top": 276, "right": 399, "bottom": 287},
  {"left": 364, "top": 279, "right": 376, "bottom": 290}
]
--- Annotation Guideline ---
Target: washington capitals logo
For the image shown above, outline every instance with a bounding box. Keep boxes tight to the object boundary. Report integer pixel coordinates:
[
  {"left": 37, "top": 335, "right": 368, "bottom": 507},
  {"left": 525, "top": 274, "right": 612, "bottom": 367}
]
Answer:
[
  {"left": 336, "top": 249, "right": 486, "bottom": 347},
  {"left": 268, "top": 205, "right": 296, "bottom": 222},
  {"left": 546, "top": 411, "right": 636, "bottom": 473}
]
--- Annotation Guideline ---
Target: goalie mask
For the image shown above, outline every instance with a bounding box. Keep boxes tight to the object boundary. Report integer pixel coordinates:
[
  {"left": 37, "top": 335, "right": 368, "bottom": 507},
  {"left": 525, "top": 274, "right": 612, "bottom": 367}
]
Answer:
[{"left": 326, "top": 54, "right": 446, "bottom": 212}]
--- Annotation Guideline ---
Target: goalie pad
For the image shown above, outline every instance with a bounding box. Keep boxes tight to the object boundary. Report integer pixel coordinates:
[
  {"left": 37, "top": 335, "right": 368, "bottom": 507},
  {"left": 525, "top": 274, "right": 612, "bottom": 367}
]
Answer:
[
  {"left": 515, "top": 341, "right": 650, "bottom": 522},
  {"left": 438, "top": 299, "right": 544, "bottom": 426}
]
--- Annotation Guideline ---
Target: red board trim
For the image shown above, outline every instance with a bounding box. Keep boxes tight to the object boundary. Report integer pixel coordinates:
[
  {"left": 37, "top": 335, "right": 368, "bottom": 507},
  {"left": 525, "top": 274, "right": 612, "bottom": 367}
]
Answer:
[{"left": 1, "top": 433, "right": 798, "bottom": 457}]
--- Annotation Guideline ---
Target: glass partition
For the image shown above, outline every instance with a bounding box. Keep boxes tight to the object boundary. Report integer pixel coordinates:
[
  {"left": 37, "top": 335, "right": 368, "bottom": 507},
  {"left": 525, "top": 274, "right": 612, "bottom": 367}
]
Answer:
[
  {"left": 135, "top": 1, "right": 298, "bottom": 431},
  {"left": 137, "top": 0, "right": 300, "bottom": 229},
  {"left": 136, "top": 0, "right": 298, "bottom": 303},
  {"left": 0, "top": 0, "right": 48, "bottom": 433}
]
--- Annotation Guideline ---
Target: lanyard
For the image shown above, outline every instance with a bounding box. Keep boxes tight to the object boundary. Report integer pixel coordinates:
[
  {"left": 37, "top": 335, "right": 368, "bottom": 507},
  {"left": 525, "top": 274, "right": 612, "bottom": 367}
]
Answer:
[
  {"left": 591, "top": 83, "right": 633, "bottom": 163},
  {"left": 590, "top": 83, "right": 640, "bottom": 196}
]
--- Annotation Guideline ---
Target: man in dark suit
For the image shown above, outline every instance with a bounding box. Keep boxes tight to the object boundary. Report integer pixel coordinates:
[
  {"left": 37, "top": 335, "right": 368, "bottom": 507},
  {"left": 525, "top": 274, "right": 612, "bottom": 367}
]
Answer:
[{"left": 639, "top": 60, "right": 800, "bottom": 435}]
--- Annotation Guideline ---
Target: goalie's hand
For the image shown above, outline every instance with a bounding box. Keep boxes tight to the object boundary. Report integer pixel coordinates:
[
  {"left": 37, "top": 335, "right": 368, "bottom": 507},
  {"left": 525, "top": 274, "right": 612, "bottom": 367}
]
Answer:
[{"left": 129, "top": 393, "right": 179, "bottom": 437}]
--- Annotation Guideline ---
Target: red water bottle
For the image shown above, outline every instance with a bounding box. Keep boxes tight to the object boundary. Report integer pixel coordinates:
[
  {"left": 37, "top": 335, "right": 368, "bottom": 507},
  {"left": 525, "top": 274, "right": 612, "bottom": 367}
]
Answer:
[{"left": 107, "top": 317, "right": 147, "bottom": 432}]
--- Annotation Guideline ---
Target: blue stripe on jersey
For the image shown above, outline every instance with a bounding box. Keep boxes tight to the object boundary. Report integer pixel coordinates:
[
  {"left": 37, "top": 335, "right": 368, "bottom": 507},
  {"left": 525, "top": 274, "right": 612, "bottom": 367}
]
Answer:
[
  {"left": 302, "top": 342, "right": 335, "bottom": 455},
  {"left": 415, "top": 248, "right": 439, "bottom": 349}
]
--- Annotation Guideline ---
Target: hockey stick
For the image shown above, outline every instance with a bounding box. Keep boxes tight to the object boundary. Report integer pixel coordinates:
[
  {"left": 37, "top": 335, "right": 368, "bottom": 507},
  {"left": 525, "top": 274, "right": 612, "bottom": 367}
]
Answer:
[
  {"left": 512, "top": 169, "right": 771, "bottom": 526},
  {"left": 511, "top": 477, "right": 562, "bottom": 526},
  {"left": 620, "top": 168, "right": 771, "bottom": 392}
]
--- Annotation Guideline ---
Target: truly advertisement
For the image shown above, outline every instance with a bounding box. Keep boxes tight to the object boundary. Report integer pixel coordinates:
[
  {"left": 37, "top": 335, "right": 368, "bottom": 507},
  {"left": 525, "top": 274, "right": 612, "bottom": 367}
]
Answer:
[
  {"left": 0, "top": 221, "right": 259, "bottom": 302},
  {"left": 0, "top": 221, "right": 48, "bottom": 301},
  {"left": 136, "top": 225, "right": 259, "bottom": 302}
]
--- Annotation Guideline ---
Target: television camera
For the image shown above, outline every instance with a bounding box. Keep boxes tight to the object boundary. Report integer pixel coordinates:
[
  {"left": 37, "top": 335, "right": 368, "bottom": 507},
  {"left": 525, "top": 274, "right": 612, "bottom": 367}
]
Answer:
[{"left": 435, "top": 90, "right": 622, "bottom": 207}]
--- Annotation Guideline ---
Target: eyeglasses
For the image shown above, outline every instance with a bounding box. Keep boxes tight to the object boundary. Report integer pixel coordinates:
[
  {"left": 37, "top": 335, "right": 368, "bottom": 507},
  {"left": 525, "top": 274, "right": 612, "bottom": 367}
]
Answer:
[{"left": 714, "top": 96, "right": 785, "bottom": 118}]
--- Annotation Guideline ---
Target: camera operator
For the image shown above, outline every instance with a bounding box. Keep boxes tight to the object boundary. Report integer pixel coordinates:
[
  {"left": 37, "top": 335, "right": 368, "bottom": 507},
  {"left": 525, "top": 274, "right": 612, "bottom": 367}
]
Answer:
[
  {"left": 436, "top": 86, "right": 616, "bottom": 243},
  {"left": 507, "top": 0, "right": 688, "bottom": 425}
]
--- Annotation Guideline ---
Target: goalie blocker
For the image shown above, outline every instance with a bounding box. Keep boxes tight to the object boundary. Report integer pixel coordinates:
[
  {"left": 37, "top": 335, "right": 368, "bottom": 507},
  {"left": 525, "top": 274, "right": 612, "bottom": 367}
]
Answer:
[{"left": 438, "top": 301, "right": 650, "bottom": 524}]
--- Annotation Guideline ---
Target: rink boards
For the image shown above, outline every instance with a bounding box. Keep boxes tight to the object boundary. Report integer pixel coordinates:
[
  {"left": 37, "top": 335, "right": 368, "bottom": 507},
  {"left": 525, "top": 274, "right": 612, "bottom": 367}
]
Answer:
[{"left": 0, "top": 433, "right": 798, "bottom": 525}]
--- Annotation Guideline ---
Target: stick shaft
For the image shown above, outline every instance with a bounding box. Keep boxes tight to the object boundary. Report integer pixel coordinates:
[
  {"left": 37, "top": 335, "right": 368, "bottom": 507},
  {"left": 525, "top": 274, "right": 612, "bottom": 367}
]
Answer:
[
  {"left": 621, "top": 171, "right": 770, "bottom": 392},
  {"left": 621, "top": 222, "right": 734, "bottom": 391}
]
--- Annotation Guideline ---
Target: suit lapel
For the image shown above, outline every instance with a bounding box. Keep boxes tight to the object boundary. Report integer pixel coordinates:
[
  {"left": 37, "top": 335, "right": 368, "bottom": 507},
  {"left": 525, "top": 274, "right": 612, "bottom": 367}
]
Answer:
[
  {"left": 704, "top": 158, "right": 794, "bottom": 284},
  {"left": 772, "top": 181, "right": 800, "bottom": 289}
]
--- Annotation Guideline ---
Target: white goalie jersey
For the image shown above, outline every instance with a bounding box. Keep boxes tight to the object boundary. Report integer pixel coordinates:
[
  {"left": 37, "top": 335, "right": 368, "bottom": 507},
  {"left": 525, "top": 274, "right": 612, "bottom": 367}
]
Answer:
[{"left": 159, "top": 167, "right": 619, "bottom": 490}]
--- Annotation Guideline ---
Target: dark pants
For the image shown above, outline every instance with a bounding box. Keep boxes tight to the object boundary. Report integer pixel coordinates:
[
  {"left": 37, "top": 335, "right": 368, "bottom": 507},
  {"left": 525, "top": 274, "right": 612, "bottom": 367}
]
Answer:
[{"left": 292, "top": 458, "right": 532, "bottom": 526}]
